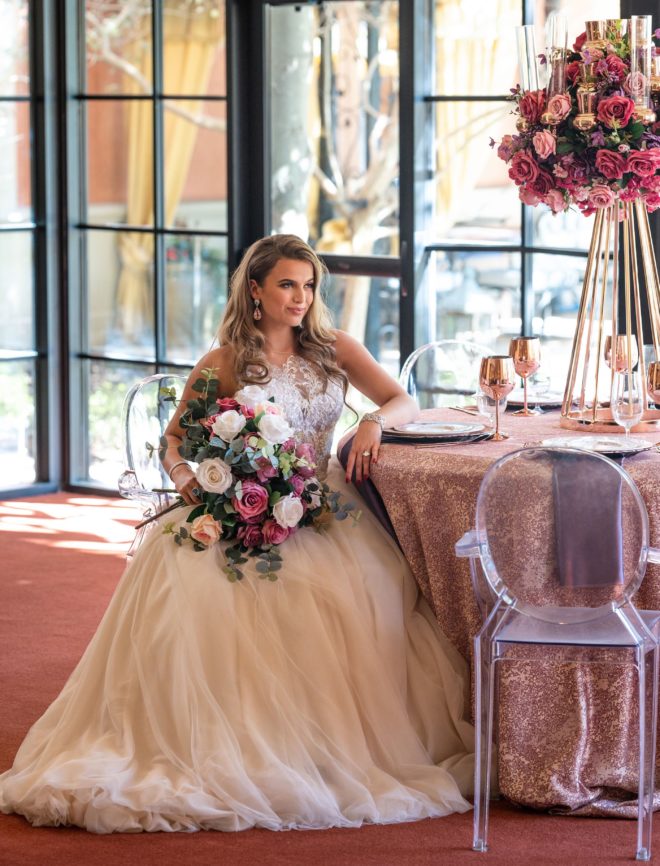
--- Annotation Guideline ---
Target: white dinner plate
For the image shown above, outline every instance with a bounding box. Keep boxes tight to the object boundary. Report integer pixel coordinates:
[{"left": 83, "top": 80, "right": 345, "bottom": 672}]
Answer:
[
  {"left": 507, "top": 389, "right": 564, "bottom": 408},
  {"left": 388, "top": 421, "right": 485, "bottom": 438},
  {"left": 541, "top": 434, "right": 655, "bottom": 457}
]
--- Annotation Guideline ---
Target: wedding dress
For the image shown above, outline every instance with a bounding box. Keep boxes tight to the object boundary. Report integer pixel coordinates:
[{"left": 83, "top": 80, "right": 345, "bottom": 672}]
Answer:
[{"left": 0, "top": 356, "right": 474, "bottom": 833}]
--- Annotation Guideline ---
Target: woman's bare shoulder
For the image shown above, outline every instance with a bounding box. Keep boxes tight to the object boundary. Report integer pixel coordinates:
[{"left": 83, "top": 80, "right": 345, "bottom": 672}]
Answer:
[{"left": 191, "top": 346, "right": 238, "bottom": 395}]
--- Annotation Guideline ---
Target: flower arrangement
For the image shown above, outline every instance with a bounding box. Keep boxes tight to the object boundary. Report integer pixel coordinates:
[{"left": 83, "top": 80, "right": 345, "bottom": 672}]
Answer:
[
  {"left": 160, "top": 371, "right": 359, "bottom": 582},
  {"left": 492, "top": 19, "right": 660, "bottom": 216}
]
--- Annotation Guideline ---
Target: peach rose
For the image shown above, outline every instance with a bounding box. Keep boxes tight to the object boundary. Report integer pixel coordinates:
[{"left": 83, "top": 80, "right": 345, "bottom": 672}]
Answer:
[
  {"left": 545, "top": 93, "right": 572, "bottom": 124},
  {"left": 190, "top": 514, "right": 221, "bottom": 546},
  {"left": 532, "top": 130, "right": 556, "bottom": 160},
  {"left": 588, "top": 184, "right": 616, "bottom": 209}
]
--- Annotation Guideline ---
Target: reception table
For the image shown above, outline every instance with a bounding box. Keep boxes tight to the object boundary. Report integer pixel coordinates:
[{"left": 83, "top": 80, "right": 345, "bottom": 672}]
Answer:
[{"left": 370, "top": 408, "right": 660, "bottom": 816}]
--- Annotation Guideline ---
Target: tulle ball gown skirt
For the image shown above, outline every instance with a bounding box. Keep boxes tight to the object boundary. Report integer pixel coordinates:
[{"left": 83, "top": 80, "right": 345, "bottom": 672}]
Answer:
[{"left": 0, "top": 460, "right": 474, "bottom": 833}]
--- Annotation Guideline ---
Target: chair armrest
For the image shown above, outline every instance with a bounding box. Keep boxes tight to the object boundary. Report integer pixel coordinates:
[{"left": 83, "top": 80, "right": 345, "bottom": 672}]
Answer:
[
  {"left": 648, "top": 547, "right": 660, "bottom": 565},
  {"left": 455, "top": 529, "right": 480, "bottom": 558}
]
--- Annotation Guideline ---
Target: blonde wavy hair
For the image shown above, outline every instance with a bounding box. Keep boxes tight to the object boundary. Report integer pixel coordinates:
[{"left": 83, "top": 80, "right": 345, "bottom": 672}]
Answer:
[{"left": 219, "top": 234, "right": 348, "bottom": 395}]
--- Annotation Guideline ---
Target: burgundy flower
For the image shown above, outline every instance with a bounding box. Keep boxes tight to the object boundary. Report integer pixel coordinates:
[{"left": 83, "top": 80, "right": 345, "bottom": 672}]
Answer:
[
  {"left": 597, "top": 95, "right": 635, "bottom": 129},
  {"left": 603, "top": 54, "right": 628, "bottom": 82},
  {"left": 237, "top": 523, "right": 264, "bottom": 548},
  {"left": 508, "top": 150, "right": 540, "bottom": 186},
  {"left": 595, "top": 149, "right": 626, "bottom": 180},
  {"left": 573, "top": 32, "right": 587, "bottom": 53},
  {"left": 216, "top": 397, "right": 240, "bottom": 412},
  {"left": 519, "top": 89, "right": 546, "bottom": 123},
  {"left": 627, "top": 150, "right": 658, "bottom": 177},
  {"left": 566, "top": 60, "right": 581, "bottom": 84},
  {"left": 529, "top": 170, "right": 554, "bottom": 196}
]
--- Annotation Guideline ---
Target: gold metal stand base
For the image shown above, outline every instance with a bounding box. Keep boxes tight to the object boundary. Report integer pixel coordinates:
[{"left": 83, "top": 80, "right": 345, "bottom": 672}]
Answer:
[
  {"left": 560, "top": 407, "right": 660, "bottom": 433},
  {"left": 512, "top": 407, "right": 542, "bottom": 416}
]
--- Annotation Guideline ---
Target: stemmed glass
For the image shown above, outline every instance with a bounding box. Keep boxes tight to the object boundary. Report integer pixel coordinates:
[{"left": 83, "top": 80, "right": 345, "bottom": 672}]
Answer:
[
  {"left": 611, "top": 370, "right": 644, "bottom": 440},
  {"left": 479, "top": 356, "right": 516, "bottom": 441},
  {"left": 603, "top": 334, "right": 639, "bottom": 372},
  {"left": 509, "top": 337, "right": 541, "bottom": 416}
]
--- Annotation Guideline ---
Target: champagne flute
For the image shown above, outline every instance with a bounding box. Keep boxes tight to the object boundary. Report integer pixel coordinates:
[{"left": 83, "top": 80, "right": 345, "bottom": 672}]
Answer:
[
  {"left": 509, "top": 337, "right": 541, "bottom": 416},
  {"left": 611, "top": 370, "right": 644, "bottom": 440},
  {"left": 603, "top": 334, "right": 639, "bottom": 372},
  {"left": 479, "top": 356, "right": 516, "bottom": 441}
]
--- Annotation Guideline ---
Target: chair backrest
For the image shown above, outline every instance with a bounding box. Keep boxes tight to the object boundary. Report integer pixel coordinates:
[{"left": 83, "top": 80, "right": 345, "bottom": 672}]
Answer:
[
  {"left": 121, "top": 373, "right": 187, "bottom": 494},
  {"left": 398, "top": 339, "right": 492, "bottom": 408},
  {"left": 474, "top": 447, "right": 649, "bottom": 622}
]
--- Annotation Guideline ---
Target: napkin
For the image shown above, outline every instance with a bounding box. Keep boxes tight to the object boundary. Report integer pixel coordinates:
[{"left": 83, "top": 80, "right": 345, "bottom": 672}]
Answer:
[{"left": 552, "top": 453, "right": 624, "bottom": 588}]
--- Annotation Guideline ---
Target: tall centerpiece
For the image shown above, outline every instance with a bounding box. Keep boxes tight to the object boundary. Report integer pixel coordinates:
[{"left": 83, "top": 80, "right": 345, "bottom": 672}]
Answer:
[{"left": 494, "top": 15, "right": 660, "bottom": 430}]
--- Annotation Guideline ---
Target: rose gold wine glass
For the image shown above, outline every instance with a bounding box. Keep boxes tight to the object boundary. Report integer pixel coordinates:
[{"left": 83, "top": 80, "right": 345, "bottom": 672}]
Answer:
[
  {"left": 479, "top": 356, "right": 516, "bottom": 441},
  {"left": 509, "top": 337, "right": 541, "bottom": 416},
  {"left": 648, "top": 361, "right": 660, "bottom": 405},
  {"left": 603, "top": 334, "right": 639, "bottom": 372}
]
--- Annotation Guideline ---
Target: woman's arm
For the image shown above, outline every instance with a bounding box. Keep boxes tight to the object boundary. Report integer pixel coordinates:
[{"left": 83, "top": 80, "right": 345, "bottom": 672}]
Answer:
[
  {"left": 333, "top": 330, "right": 419, "bottom": 483},
  {"left": 160, "top": 346, "right": 235, "bottom": 505}
]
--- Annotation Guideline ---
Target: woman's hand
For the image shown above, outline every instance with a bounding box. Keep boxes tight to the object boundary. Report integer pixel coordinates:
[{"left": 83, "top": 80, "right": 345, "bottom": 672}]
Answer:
[
  {"left": 345, "top": 420, "right": 382, "bottom": 483},
  {"left": 171, "top": 466, "right": 203, "bottom": 506}
]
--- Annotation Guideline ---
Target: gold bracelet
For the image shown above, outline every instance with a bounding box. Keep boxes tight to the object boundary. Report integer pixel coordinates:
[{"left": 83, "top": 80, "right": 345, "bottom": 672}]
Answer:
[{"left": 169, "top": 460, "right": 190, "bottom": 479}]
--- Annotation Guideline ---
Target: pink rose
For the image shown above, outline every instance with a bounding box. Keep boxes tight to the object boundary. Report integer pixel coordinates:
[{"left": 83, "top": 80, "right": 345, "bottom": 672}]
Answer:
[
  {"left": 519, "top": 90, "right": 545, "bottom": 123},
  {"left": 588, "top": 184, "right": 616, "bottom": 209},
  {"left": 643, "top": 192, "right": 660, "bottom": 211},
  {"left": 544, "top": 189, "right": 566, "bottom": 213},
  {"left": 603, "top": 54, "right": 628, "bottom": 82},
  {"left": 626, "top": 150, "right": 657, "bottom": 178},
  {"left": 532, "top": 130, "right": 556, "bottom": 160},
  {"left": 519, "top": 187, "right": 540, "bottom": 206},
  {"left": 545, "top": 93, "right": 572, "bottom": 124},
  {"left": 624, "top": 71, "right": 647, "bottom": 99},
  {"left": 289, "top": 474, "right": 305, "bottom": 496},
  {"left": 240, "top": 405, "right": 255, "bottom": 419},
  {"left": 232, "top": 480, "right": 269, "bottom": 521},
  {"left": 595, "top": 149, "right": 626, "bottom": 180},
  {"left": 254, "top": 456, "right": 278, "bottom": 483},
  {"left": 529, "top": 170, "right": 554, "bottom": 196},
  {"left": 216, "top": 397, "right": 239, "bottom": 412},
  {"left": 496, "top": 134, "right": 517, "bottom": 162},
  {"left": 508, "top": 150, "right": 539, "bottom": 186},
  {"left": 237, "top": 523, "right": 264, "bottom": 548},
  {"left": 190, "top": 514, "right": 222, "bottom": 546},
  {"left": 261, "top": 519, "right": 290, "bottom": 546},
  {"left": 597, "top": 95, "right": 635, "bottom": 129}
]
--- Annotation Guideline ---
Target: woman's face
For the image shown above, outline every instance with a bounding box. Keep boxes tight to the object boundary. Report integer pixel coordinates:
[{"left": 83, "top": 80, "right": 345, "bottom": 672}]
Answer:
[{"left": 250, "top": 258, "right": 315, "bottom": 329}]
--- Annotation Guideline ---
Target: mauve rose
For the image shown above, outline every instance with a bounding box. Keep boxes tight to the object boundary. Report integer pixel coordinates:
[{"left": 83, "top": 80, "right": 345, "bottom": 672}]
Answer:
[
  {"left": 588, "top": 184, "right": 616, "bottom": 209},
  {"left": 566, "top": 60, "right": 581, "bottom": 84},
  {"left": 216, "top": 397, "right": 239, "bottom": 412},
  {"left": 624, "top": 71, "right": 647, "bottom": 99},
  {"left": 595, "top": 149, "right": 626, "bottom": 180},
  {"left": 290, "top": 474, "right": 305, "bottom": 496},
  {"left": 545, "top": 93, "right": 572, "bottom": 124},
  {"left": 529, "top": 170, "right": 554, "bottom": 196},
  {"left": 519, "top": 90, "right": 545, "bottom": 123},
  {"left": 496, "top": 134, "right": 517, "bottom": 162},
  {"left": 237, "top": 523, "right": 264, "bottom": 548},
  {"left": 261, "top": 519, "right": 290, "bottom": 546},
  {"left": 597, "top": 95, "right": 635, "bottom": 129},
  {"left": 519, "top": 187, "right": 540, "bottom": 206},
  {"left": 233, "top": 480, "right": 269, "bottom": 521},
  {"left": 544, "top": 189, "right": 566, "bottom": 213},
  {"left": 254, "top": 457, "right": 278, "bottom": 483},
  {"left": 573, "top": 32, "right": 587, "bottom": 53},
  {"left": 508, "top": 150, "right": 539, "bottom": 186},
  {"left": 627, "top": 150, "right": 657, "bottom": 177},
  {"left": 603, "top": 54, "right": 628, "bottom": 82},
  {"left": 294, "top": 442, "right": 317, "bottom": 478},
  {"left": 190, "top": 514, "right": 221, "bottom": 546},
  {"left": 532, "top": 130, "right": 556, "bottom": 160}
]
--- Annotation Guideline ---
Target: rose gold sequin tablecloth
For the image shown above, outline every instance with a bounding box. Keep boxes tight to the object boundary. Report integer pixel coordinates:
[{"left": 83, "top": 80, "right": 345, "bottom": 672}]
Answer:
[{"left": 371, "top": 409, "right": 660, "bottom": 816}]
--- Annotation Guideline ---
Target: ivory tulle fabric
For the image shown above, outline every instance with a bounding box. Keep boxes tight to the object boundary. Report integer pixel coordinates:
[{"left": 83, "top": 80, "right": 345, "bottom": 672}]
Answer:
[{"left": 0, "top": 358, "right": 474, "bottom": 833}]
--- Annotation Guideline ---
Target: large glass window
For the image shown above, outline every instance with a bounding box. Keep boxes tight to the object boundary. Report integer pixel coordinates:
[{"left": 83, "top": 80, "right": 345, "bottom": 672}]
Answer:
[{"left": 71, "top": 1, "right": 226, "bottom": 487}]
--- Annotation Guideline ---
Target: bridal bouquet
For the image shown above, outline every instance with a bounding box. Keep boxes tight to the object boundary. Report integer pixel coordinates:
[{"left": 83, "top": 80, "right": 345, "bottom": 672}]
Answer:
[
  {"left": 160, "top": 370, "right": 358, "bottom": 582},
  {"left": 492, "top": 23, "right": 660, "bottom": 215}
]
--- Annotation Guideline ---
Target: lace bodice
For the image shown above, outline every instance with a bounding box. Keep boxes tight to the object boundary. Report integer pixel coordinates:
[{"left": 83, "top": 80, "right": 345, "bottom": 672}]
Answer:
[{"left": 265, "top": 355, "right": 344, "bottom": 477}]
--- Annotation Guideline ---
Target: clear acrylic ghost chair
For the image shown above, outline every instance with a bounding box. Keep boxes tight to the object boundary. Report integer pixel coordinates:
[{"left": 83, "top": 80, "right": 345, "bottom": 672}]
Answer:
[
  {"left": 118, "top": 373, "right": 187, "bottom": 552},
  {"left": 398, "top": 339, "right": 492, "bottom": 408},
  {"left": 455, "top": 447, "right": 660, "bottom": 861}
]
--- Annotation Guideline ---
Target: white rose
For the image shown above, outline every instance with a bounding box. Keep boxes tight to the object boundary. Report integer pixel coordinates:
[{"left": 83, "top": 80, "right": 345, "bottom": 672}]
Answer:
[
  {"left": 273, "top": 494, "right": 304, "bottom": 529},
  {"left": 212, "top": 410, "right": 245, "bottom": 442},
  {"left": 195, "top": 458, "right": 233, "bottom": 494},
  {"left": 234, "top": 385, "right": 268, "bottom": 409},
  {"left": 257, "top": 413, "right": 293, "bottom": 444}
]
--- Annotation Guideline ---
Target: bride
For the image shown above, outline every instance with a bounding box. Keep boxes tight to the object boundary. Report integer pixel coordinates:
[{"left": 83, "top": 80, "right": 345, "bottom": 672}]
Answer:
[{"left": 0, "top": 234, "right": 474, "bottom": 833}]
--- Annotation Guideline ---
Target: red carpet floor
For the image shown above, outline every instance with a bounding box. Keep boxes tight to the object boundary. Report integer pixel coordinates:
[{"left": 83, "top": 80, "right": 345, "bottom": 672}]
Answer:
[{"left": 0, "top": 493, "right": 654, "bottom": 866}]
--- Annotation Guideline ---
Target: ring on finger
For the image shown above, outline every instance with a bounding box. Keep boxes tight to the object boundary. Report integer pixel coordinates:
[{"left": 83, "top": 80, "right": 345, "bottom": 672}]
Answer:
[
  {"left": 192, "top": 487, "right": 201, "bottom": 497},
  {"left": 362, "top": 450, "right": 371, "bottom": 458}
]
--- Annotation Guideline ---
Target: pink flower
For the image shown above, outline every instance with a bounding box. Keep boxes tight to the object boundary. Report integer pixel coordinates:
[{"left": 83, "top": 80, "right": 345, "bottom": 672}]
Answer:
[
  {"left": 529, "top": 169, "right": 554, "bottom": 196},
  {"left": 496, "top": 134, "right": 517, "bottom": 162},
  {"left": 255, "top": 457, "right": 278, "bottom": 483},
  {"left": 544, "top": 189, "right": 566, "bottom": 213},
  {"left": 643, "top": 192, "right": 660, "bottom": 211},
  {"left": 508, "top": 150, "right": 540, "bottom": 186},
  {"left": 233, "top": 480, "right": 269, "bottom": 521},
  {"left": 519, "top": 90, "right": 545, "bottom": 123},
  {"left": 240, "top": 405, "right": 255, "bottom": 419},
  {"left": 519, "top": 187, "right": 540, "bottom": 206},
  {"left": 532, "top": 130, "right": 556, "bottom": 159},
  {"left": 597, "top": 95, "right": 635, "bottom": 129},
  {"left": 190, "top": 514, "right": 222, "bottom": 546},
  {"left": 624, "top": 71, "right": 647, "bottom": 99},
  {"left": 216, "top": 397, "right": 239, "bottom": 412},
  {"left": 626, "top": 150, "right": 657, "bottom": 178},
  {"left": 603, "top": 54, "right": 628, "bottom": 82},
  {"left": 237, "top": 523, "right": 264, "bottom": 548},
  {"left": 289, "top": 474, "right": 305, "bottom": 496},
  {"left": 588, "top": 184, "right": 616, "bottom": 209},
  {"left": 261, "top": 519, "right": 290, "bottom": 546},
  {"left": 595, "top": 149, "right": 626, "bottom": 180},
  {"left": 294, "top": 442, "right": 317, "bottom": 478},
  {"left": 545, "top": 93, "right": 572, "bottom": 124}
]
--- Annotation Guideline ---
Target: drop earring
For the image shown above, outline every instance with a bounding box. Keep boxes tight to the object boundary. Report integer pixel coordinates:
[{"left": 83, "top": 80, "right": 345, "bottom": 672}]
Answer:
[{"left": 253, "top": 298, "right": 262, "bottom": 321}]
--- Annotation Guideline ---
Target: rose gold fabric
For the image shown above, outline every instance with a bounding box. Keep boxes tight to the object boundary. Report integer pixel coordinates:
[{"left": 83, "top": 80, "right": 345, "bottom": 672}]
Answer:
[{"left": 372, "top": 409, "right": 660, "bottom": 816}]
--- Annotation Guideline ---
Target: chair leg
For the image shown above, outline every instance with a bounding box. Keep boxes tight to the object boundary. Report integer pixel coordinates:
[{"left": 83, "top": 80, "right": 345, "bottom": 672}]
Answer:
[
  {"left": 473, "top": 633, "right": 497, "bottom": 853},
  {"left": 636, "top": 644, "right": 659, "bottom": 861}
]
